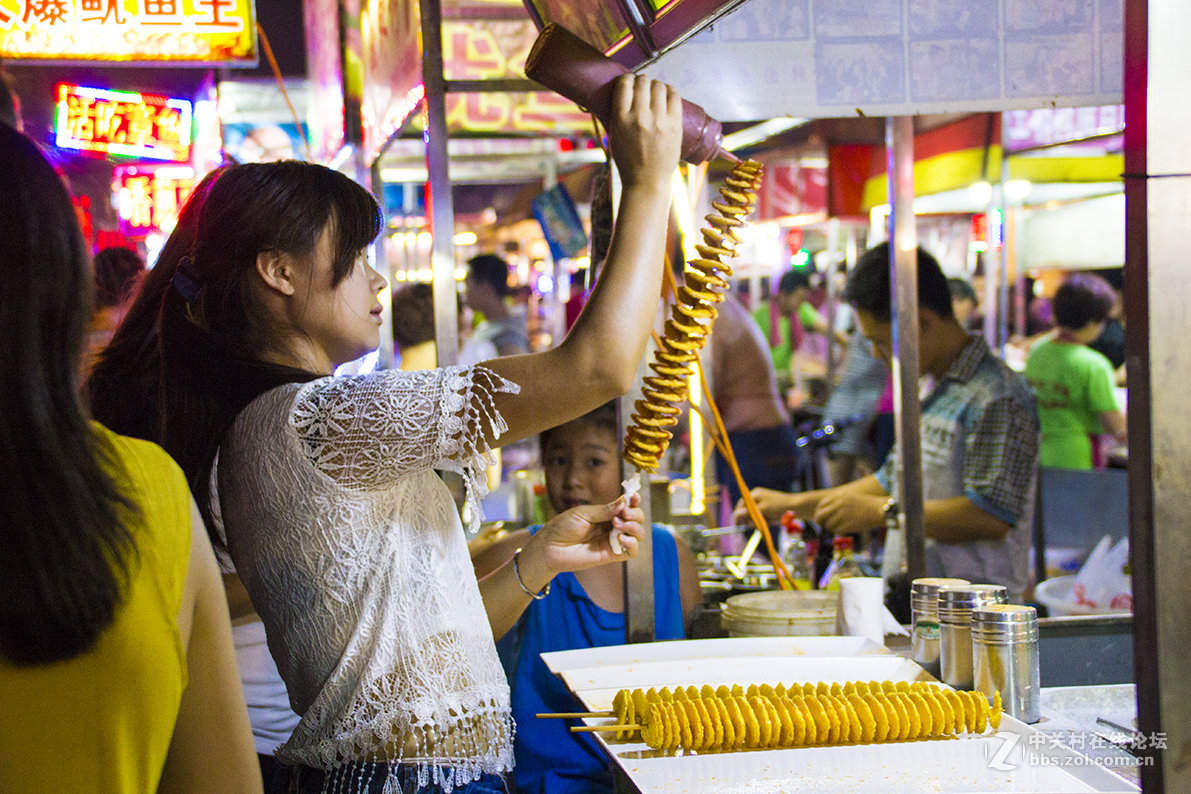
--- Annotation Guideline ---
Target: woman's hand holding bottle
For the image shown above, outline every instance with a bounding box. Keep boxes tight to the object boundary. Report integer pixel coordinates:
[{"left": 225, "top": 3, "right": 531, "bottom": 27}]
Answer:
[{"left": 607, "top": 74, "right": 683, "bottom": 193}]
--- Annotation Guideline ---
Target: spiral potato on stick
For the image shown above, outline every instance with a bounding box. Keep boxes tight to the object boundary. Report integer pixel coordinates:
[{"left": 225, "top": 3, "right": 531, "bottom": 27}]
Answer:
[
  {"left": 583, "top": 680, "right": 1003, "bottom": 753},
  {"left": 622, "top": 160, "right": 763, "bottom": 473}
]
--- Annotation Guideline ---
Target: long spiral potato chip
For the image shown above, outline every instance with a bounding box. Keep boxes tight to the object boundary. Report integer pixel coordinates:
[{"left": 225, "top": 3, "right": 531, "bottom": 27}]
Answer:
[
  {"left": 603, "top": 680, "right": 1002, "bottom": 753},
  {"left": 622, "top": 160, "right": 764, "bottom": 473}
]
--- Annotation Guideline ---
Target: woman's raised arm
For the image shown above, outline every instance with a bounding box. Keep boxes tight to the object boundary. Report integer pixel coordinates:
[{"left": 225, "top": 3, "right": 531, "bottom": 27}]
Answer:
[{"left": 480, "top": 74, "right": 683, "bottom": 447}]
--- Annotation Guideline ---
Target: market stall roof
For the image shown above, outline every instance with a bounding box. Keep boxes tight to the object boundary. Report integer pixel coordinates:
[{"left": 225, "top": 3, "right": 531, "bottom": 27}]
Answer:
[{"left": 518, "top": 0, "right": 752, "bottom": 68}]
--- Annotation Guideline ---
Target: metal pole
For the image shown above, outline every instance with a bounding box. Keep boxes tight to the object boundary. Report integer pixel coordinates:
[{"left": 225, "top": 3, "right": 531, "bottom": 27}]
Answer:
[
  {"left": 610, "top": 162, "right": 656, "bottom": 644},
  {"left": 619, "top": 388, "right": 656, "bottom": 646},
  {"left": 887, "top": 116, "right": 926, "bottom": 582},
  {"left": 749, "top": 263, "right": 761, "bottom": 319},
  {"left": 998, "top": 156, "right": 1010, "bottom": 354},
  {"left": 402, "top": 185, "right": 415, "bottom": 284},
  {"left": 370, "top": 159, "right": 395, "bottom": 369},
  {"left": 420, "top": 0, "right": 458, "bottom": 367},
  {"left": 982, "top": 195, "right": 999, "bottom": 349},
  {"left": 1127, "top": 0, "right": 1191, "bottom": 789},
  {"left": 542, "top": 156, "right": 566, "bottom": 348},
  {"left": 824, "top": 217, "right": 840, "bottom": 395},
  {"left": 1013, "top": 208, "right": 1027, "bottom": 341}
]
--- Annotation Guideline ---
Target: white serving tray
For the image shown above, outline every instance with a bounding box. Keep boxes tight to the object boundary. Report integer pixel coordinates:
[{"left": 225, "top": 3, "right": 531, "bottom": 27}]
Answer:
[
  {"left": 587, "top": 716, "right": 1140, "bottom": 793},
  {"left": 546, "top": 645, "right": 1139, "bottom": 793},
  {"left": 541, "top": 636, "right": 892, "bottom": 677}
]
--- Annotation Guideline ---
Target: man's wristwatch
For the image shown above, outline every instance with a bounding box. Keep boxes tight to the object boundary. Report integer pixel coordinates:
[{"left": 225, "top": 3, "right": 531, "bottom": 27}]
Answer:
[{"left": 883, "top": 498, "right": 901, "bottom": 532}]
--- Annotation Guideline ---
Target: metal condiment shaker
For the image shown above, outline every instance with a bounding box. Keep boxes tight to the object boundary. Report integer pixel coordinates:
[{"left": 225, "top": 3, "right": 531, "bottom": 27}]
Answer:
[
  {"left": 909, "top": 577, "right": 970, "bottom": 676},
  {"left": 937, "top": 585, "right": 1008, "bottom": 690},
  {"left": 971, "top": 604, "right": 1041, "bottom": 724}
]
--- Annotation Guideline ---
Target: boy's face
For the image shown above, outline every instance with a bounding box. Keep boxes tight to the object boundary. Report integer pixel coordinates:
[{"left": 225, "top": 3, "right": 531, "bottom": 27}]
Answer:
[
  {"left": 855, "top": 307, "right": 949, "bottom": 375},
  {"left": 952, "top": 296, "right": 976, "bottom": 324},
  {"left": 542, "top": 422, "right": 622, "bottom": 515},
  {"left": 778, "top": 287, "right": 807, "bottom": 316}
]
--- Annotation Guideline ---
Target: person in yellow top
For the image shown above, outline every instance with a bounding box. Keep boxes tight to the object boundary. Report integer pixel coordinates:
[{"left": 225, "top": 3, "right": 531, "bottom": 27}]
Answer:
[{"left": 0, "top": 123, "right": 262, "bottom": 794}]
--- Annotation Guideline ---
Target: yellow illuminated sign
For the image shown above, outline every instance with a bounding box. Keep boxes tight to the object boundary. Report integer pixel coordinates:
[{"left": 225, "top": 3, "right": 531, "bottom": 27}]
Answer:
[
  {"left": 0, "top": 0, "right": 256, "bottom": 64},
  {"left": 442, "top": 22, "right": 593, "bottom": 135},
  {"left": 445, "top": 91, "right": 593, "bottom": 135}
]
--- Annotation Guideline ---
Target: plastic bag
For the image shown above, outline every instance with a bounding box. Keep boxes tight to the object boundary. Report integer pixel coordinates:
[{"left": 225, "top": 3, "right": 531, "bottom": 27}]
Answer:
[{"left": 1071, "top": 535, "right": 1132, "bottom": 611}]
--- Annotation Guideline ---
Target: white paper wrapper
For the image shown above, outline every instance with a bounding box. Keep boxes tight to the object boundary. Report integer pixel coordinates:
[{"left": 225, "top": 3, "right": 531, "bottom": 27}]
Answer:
[
  {"left": 609, "top": 531, "right": 624, "bottom": 555},
  {"left": 610, "top": 472, "right": 642, "bottom": 555},
  {"left": 621, "top": 472, "right": 642, "bottom": 497},
  {"left": 834, "top": 577, "right": 892, "bottom": 646}
]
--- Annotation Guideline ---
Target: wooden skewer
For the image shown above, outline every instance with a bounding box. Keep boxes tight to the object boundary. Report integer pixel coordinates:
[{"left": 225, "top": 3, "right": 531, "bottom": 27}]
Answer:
[
  {"left": 570, "top": 724, "right": 642, "bottom": 733},
  {"left": 536, "top": 711, "right": 612, "bottom": 719}
]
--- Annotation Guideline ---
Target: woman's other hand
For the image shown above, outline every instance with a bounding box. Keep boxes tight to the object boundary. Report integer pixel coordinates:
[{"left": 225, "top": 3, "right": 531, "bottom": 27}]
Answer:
[
  {"left": 478, "top": 495, "right": 645, "bottom": 639},
  {"left": 533, "top": 493, "right": 646, "bottom": 574},
  {"left": 733, "top": 487, "right": 804, "bottom": 526}
]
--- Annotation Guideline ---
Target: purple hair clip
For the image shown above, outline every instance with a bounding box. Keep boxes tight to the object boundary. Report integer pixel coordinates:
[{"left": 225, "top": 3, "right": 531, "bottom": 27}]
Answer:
[{"left": 172, "top": 256, "right": 201, "bottom": 303}]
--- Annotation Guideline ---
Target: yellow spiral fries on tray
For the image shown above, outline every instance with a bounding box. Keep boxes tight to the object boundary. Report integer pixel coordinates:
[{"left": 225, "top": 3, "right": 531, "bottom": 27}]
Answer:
[
  {"left": 599, "top": 681, "right": 1002, "bottom": 753},
  {"left": 622, "top": 160, "right": 763, "bottom": 473}
]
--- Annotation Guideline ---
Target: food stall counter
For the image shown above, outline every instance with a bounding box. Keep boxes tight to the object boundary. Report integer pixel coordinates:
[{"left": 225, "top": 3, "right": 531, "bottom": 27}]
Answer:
[{"left": 540, "top": 638, "right": 1140, "bottom": 794}]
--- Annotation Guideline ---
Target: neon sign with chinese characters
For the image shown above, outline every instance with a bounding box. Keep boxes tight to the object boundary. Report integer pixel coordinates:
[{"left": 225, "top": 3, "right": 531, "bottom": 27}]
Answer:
[
  {"left": 0, "top": 0, "right": 255, "bottom": 64},
  {"left": 56, "top": 84, "right": 192, "bottom": 162},
  {"left": 114, "top": 165, "right": 195, "bottom": 235},
  {"left": 440, "top": 21, "right": 592, "bottom": 136}
]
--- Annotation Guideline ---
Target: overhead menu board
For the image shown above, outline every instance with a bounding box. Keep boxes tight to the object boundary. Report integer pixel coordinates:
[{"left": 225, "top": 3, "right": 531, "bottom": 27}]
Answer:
[
  {"left": 642, "top": 0, "right": 1123, "bottom": 120},
  {"left": 1004, "top": 104, "right": 1124, "bottom": 152}
]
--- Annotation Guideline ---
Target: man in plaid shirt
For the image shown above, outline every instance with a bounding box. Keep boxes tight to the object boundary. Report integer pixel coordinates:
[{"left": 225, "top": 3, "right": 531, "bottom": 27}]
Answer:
[{"left": 740, "top": 242, "right": 1039, "bottom": 601}]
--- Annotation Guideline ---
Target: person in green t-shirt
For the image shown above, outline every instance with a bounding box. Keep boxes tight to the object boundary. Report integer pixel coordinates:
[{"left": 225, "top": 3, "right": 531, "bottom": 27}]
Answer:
[
  {"left": 753, "top": 270, "right": 842, "bottom": 375},
  {"left": 1025, "top": 273, "right": 1127, "bottom": 469}
]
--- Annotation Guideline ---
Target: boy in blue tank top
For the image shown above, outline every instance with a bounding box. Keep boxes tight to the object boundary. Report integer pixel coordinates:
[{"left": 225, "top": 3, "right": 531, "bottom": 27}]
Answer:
[{"left": 473, "top": 402, "right": 702, "bottom": 794}]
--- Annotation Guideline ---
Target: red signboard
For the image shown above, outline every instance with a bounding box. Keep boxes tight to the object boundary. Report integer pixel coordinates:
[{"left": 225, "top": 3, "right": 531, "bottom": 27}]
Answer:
[
  {"left": 754, "top": 160, "right": 827, "bottom": 223},
  {"left": 786, "top": 227, "right": 803, "bottom": 254},
  {"left": 971, "top": 214, "right": 988, "bottom": 243},
  {"left": 113, "top": 165, "right": 195, "bottom": 235},
  {"left": 55, "top": 83, "right": 192, "bottom": 162}
]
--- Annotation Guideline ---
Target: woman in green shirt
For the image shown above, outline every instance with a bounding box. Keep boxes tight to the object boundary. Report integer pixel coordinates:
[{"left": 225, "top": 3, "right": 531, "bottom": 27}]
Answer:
[{"left": 1024, "top": 273, "right": 1126, "bottom": 469}]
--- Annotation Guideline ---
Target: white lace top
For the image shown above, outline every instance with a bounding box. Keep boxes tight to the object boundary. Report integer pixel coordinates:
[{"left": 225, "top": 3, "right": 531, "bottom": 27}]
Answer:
[{"left": 214, "top": 365, "right": 519, "bottom": 789}]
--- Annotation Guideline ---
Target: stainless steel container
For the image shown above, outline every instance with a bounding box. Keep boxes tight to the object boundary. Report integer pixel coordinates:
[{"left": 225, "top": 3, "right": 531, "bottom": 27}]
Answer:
[
  {"left": 512, "top": 470, "right": 535, "bottom": 523},
  {"left": 972, "top": 604, "right": 1040, "bottom": 724},
  {"left": 937, "top": 584, "right": 1008, "bottom": 690},
  {"left": 909, "top": 577, "right": 970, "bottom": 675}
]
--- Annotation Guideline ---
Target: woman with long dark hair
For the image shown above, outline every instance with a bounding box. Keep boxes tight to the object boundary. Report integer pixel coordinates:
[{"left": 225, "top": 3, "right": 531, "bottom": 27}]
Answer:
[
  {"left": 0, "top": 123, "right": 261, "bottom": 792},
  {"left": 92, "top": 165, "right": 303, "bottom": 793},
  {"left": 87, "top": 75, "right": 681, "bottom": 793}
]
